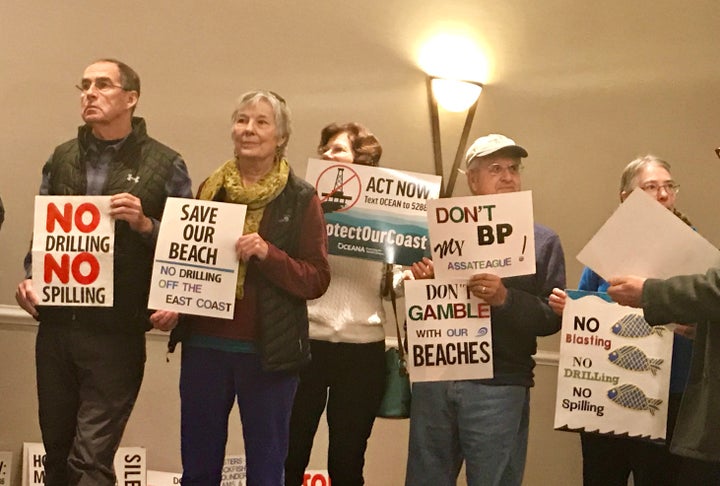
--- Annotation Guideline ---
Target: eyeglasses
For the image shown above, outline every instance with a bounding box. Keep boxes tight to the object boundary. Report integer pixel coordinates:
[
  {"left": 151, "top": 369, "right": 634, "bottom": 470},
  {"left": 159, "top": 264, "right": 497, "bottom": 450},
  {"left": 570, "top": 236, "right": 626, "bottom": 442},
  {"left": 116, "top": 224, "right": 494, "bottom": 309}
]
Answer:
[
  {"left": 477, "top": 162, "right": 523, "bottom": 176},
  {"left": 639, "top": 181, "right": 680, "bottom": 195},
  {"left": 75, "top": 78, "right": 125, "bottom": 94}
]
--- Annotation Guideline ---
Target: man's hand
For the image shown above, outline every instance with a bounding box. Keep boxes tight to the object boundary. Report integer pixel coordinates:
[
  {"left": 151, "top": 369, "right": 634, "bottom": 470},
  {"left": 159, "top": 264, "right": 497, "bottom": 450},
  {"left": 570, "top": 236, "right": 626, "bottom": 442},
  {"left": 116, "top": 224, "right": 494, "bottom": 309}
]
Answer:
[
  {"left": 110, "top": 192, "right": 153, "bottom": 235},
  {"left": 149, "top": 310, "right": 179, "bottom": 332},
  {"left": 469, "top": 273, "right": 507, "bottom": 306},
  {"left": 16, "top": 279, "right": 39, "bottom": 319},
  {"left": 607, "top": 276, "right": 647, "bottom": 308}
]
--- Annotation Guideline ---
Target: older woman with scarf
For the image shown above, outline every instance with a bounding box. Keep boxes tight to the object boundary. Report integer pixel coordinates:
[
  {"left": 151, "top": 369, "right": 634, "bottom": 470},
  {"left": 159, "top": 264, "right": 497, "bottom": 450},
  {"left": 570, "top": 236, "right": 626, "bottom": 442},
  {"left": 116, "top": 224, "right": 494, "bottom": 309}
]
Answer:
[{"left": 171, "top": 90, "right": 331, "bottom": 486}]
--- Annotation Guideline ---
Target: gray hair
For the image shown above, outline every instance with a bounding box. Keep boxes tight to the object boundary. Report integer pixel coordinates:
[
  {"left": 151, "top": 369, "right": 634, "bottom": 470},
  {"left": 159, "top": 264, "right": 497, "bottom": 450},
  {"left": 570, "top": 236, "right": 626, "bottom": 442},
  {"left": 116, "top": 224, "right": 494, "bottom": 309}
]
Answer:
[
  {"left": 619, "top": 155, "right": 672, "bottom": 194},
  {"left": 231, "top": 90, "right": 291, "bottom": 158}
]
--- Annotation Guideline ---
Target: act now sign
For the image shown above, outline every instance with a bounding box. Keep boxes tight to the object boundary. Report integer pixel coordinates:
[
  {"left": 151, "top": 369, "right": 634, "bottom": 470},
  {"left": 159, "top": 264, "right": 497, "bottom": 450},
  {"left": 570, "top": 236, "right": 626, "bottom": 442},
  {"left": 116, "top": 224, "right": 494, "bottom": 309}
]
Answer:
[{"left": 31, "top": 196, "right": 114, "bottom": 306}]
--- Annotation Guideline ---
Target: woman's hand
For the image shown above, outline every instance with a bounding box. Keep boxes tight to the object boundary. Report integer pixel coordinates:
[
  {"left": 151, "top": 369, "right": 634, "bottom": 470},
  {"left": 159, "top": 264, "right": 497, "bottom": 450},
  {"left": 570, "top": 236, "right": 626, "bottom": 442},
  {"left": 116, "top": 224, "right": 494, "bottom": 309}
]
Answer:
[
  {"left": 236, "top": 232, "right": 269, "bottom": 262},
  {"left": 150, "top": 310, "right": 179, "bottom": 332},
  {"left": 410, "top": 257, "right": 434, "bottom": 279},
  {"left": 548, "top": 288, "right": 567, "bottom": 316}
]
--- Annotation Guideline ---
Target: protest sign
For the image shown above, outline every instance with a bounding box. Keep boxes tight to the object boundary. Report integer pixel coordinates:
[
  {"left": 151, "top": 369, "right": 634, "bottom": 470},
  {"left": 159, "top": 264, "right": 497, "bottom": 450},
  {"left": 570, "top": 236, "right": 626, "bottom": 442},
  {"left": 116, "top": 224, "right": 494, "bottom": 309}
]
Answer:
[
  {"left": 23, "top": 443, "right": 145, "bottom": 486},
  {"left": 0, "top": 451, "right": 11, "bottom": 486},
  {"left": 32, "top": 196, "right": 114, "bottom": 306},
  {"left": 577, "top": 189, "right": 720, "bottom": 280},
  {"left": 427, "top": 191, "right": 535, "bottom": 279},
  {"left": 219, "top": 455, "right": 246, "bottom": 486},
  {"left": 147, "top": 470, "right": 182, "bottom": 486},
  {"left": 554, "top": 291, "right": 672, "bottom": 440},
  {"left": 113, "top": 447, "right": 146, "bottom": 486},
  {"left": 305, "top": 158, "right": 441, "bottom": 265},
  {"left": 149, "top": 198, "right": 246, "bottom": 318},
  {"left": 147, "top": 455, "right": 245, "bottom": 486},
  {"left": 302, "top": 471, "right": 331, "bottom": 486},
  {"left": 405, "top": 279, "right": 493, "bottom": 382}
]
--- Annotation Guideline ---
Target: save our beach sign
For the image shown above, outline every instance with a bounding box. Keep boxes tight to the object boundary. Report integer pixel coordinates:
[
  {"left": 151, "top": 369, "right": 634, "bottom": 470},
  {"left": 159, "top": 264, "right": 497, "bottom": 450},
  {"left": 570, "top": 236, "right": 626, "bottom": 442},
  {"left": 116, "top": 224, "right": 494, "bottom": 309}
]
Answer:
[
  {"left": 304, "top": 158, "right": 441, "bottom": 266},
  {"left": 31, "top": 195, "right": 114, "bottom": 306},
  {"left": 148, "top": 198, "right": 246, "bottom": 319},
  {"left": 405, "top": 278, "right": 493, "bottom": 382},
  {"left": 427, "top": 191, "right": 535, "bottom": 279},
  {"left": 554, "top": 291, "right": 673, "bottom": 440}
]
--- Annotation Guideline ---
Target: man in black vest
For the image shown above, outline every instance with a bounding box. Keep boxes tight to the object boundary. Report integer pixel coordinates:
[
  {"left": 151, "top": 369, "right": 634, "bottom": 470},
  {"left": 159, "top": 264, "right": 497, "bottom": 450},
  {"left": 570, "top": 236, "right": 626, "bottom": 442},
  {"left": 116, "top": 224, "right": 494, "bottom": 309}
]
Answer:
[{"left": 15, "top": 59, "right": 192, "bottom": 486}]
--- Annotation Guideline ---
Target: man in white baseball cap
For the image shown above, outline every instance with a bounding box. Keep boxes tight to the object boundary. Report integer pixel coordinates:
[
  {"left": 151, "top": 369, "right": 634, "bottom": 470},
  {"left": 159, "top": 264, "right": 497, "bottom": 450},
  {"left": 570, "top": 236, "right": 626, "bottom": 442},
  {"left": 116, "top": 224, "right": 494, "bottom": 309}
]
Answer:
[
  {"left": 464, "top": 133, "right": 528, "bottom": 166},
  {"left": 406, "top": 133, "right": 566, "bottom": 486}
]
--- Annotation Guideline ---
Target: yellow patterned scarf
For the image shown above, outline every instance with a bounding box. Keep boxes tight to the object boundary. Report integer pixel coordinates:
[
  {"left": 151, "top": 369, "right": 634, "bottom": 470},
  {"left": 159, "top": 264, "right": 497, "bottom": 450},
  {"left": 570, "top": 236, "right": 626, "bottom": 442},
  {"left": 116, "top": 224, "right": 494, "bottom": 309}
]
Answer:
[{"left": 198, "top": 158, "right": 290, "bottom": 299}]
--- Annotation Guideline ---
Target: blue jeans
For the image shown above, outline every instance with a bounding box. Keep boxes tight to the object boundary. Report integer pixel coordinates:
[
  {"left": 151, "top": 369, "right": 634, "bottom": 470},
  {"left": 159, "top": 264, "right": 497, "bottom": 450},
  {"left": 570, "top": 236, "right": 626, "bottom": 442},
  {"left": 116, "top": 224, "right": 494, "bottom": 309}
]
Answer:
[
  {"left": 180, "top": 346, "right": 298, "bottom": 486},
  {"left": 405, "top": 381, "right": 529, "bottom": 486}
]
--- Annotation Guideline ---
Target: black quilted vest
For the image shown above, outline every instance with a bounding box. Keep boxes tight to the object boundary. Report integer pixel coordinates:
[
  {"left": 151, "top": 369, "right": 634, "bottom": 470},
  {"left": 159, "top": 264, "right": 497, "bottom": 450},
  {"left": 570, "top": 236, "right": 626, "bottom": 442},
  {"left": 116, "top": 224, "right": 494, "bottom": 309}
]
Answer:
[
  {"left": 169, "top": 170, "right": 317, "bottom": 371},
  {"left": 254, "top": 172, "right": 316, "bottom": 371},
  {"left": 38, "top": 117, "right": 180, "bottom": 333}
]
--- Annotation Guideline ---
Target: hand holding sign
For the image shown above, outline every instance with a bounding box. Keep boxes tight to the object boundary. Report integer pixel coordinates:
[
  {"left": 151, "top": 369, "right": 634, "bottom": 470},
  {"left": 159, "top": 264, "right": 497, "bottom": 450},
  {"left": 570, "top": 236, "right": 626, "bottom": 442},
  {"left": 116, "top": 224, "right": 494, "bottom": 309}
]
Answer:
[
  {"left": 109, "top": 192, "right": 153, "bottom": 235},
  {"left": 468, "top": 273, "right": 507, "bottom": 306},
  {"left": 149, "top": 309, "right": 179, "bottom": 332}
]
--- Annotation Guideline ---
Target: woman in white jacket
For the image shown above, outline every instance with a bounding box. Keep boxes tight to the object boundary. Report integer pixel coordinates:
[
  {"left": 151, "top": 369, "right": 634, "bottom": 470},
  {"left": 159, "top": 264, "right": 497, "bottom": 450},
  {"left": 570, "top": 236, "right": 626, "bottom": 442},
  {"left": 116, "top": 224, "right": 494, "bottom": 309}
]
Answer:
[{"left": 285, "top": 122, "right": 399, "bottom": 486}]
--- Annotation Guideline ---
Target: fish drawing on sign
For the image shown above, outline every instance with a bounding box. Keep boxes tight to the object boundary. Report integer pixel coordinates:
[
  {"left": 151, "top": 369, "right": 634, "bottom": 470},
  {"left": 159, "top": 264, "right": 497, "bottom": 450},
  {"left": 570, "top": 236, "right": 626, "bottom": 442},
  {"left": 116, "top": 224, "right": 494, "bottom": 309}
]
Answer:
[
  {"left": 611, "top": 314, "right": 665, "bottom": 338},
  {"left": 607, "top": 383, "right": 662, "bottom": 415},
  {"left": 608, "top": 345, "right": 664, "bottom": 375}
]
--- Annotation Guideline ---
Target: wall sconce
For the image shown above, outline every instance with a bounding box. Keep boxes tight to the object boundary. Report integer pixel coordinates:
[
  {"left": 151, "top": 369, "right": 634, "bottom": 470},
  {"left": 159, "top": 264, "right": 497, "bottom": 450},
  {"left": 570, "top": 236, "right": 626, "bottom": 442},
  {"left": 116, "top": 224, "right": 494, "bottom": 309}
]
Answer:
[
  {"left": 427, "top": 75, "right": 484, "bottom": 197},
  {"left": 431, "top": 77, "right": 483, "bottom": 112}
]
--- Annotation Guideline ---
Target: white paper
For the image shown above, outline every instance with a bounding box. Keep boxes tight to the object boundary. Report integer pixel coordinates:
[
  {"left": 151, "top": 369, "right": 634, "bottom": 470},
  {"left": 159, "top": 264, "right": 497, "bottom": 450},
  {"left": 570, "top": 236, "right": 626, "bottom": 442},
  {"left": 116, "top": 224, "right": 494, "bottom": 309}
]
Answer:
[
  {"left": 405, "top": 279, "right": 493, "bottom": 382},
  {"left": 113, "top": 447, "right": 146, "bottom": 486},
  {"left": 554, "top": 291, "right": 672, "bottom": 440},
  {"left": 577, "top": 189, "right": 720, "bottom": 280},
  {"left": 0, "top": 451, "right": 11, "bottom": 486},
  {"left": 427, "top": 191, "right": 536, "bottom": 279},
  {"left": 148, "top": 198, "right": 246, "bottom": 319},
  {"left": 23, "top": 443, "right": 144, "bottom": 486},
  {"left": 31, "top": 196, "right": 114, "bottom": 307}
]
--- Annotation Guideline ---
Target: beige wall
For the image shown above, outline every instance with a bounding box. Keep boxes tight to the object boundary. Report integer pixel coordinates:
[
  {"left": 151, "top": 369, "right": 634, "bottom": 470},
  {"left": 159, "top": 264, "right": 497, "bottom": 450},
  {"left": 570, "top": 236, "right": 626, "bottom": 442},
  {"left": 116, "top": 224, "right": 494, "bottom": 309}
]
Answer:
[{"left": 1, "top": 0, "right": 718, "bottom": 484}]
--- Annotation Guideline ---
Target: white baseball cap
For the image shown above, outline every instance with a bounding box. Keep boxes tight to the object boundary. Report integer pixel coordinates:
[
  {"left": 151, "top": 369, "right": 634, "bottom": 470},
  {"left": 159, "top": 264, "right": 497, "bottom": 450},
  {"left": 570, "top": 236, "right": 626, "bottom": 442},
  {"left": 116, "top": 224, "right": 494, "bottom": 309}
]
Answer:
[{"left": 464, "top": 134, "right": 528, "bottom": 167}]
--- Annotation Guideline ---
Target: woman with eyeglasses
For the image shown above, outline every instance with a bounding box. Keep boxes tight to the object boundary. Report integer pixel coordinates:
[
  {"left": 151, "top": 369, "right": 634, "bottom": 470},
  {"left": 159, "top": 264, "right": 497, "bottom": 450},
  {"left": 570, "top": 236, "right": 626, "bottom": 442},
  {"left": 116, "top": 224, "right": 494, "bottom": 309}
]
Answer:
[
  {"left": 549, "top": 155, "right": 719, "bottom": 485},
  {"left": 169, "top": 90, "right": 331, "bottom": 485},
  {"left": 284, "top": 122, "right": 399, "bottom": 486}
]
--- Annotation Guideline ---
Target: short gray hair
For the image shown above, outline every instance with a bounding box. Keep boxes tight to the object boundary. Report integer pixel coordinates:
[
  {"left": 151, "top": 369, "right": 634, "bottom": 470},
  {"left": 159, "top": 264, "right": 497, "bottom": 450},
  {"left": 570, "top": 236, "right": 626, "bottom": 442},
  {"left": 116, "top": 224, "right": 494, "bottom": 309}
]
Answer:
[
  {"left": 231, "top": 90, "right": 292, "bottom": 157},
  {"left": 619, "top": 155, "right": 672, "bottom": 194}
]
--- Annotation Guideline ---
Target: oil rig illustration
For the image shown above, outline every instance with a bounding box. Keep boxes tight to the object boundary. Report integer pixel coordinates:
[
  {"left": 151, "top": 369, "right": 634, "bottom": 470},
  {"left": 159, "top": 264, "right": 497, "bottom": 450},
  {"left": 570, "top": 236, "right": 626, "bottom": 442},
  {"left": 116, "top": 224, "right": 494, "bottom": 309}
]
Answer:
[{"left": 321, "top": 167, "right": 354, "bottom": 213}]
